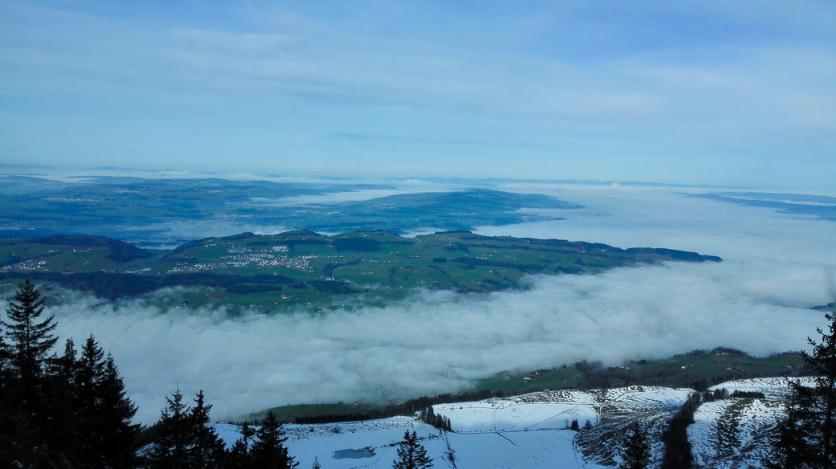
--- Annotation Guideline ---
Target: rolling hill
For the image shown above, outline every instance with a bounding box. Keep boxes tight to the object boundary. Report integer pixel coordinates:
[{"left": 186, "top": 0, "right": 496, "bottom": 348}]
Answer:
[{"left": 0, "top": 230, "right": 721, "bottom": 309}]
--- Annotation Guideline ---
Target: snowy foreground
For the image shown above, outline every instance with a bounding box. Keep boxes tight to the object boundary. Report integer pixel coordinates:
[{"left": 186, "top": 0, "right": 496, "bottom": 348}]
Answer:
[
  {"left": 688, "top": 377, "right": 816, "bottom": 469},
  {"left": 210, "top": 379, "right": 809, "bottom": 468}
]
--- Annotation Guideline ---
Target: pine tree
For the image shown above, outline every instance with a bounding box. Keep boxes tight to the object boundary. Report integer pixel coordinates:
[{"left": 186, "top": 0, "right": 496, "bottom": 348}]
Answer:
[
  {"left": 99, "top": 354, "right": 140, "bottom": 468},
  {"left": 42, "top": 338, "right": 80, "bottom": 463},
  {"left": 1, "top": 280, "right": 57, "bottom": 465},
  {"left": 228, "top": 421, "right": 256, "bottom": 467},
  {"left": 393, "top": 431, "right": 433, "bottom": 469},
  {"left": 251, "top": 411, "right": 298, "bottom": 468},
  {"left": 0, "top": 282, "right": 139, "bottom": 468},
  {"left": 768, "top": 311, "right": 836, "bottom": 468},
  {"left": 807, "top": 311, "right": 836, "bottom": 465},
  {"left": 2, "top": 280, "right": 57, "bottom": 383},
  {"left": 769, "top": 384, "right": 820, "bottom": 468},
  {"left": 241, "top": 420, "right": 255, "bottom": 448},
  {"left": 75, "top": 335, "right": 106, "bottom": 465},
  {"left": 621, "top": 421, "right": 650, "bottom": 469},
  {"left": 570, "top": 419, "right": 580, "bottom": 431},
  {"left": 0, "top": 321, "right": 11, "bottom": 374},
  {"left": 0, "top": 315, "right": 19, "bottom": 466},
  {"left": 148, "top": 390, "right": 192, "bottom": 468},
  {"left": 311, "top": 457, "right": 322, "bottom": 469},
  {"left": 188, "top": 390, "right": 226, "bottom": 468},
  {"left": 57, "top": 338, "right": 78, "bottom": 386}
]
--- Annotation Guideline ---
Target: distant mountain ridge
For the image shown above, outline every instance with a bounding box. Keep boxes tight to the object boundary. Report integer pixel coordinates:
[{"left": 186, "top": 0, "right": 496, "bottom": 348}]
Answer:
[
  {"left": 0, "top": 176, "right": 583, "bottom": 245},
  {"left": 694, "top": 191, "right": 836, "bottom": 221}
]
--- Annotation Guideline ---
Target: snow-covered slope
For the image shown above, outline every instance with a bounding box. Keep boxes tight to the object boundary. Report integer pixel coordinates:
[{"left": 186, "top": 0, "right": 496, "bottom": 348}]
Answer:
[
  {"left": 432, "top": 386, "right": 693, "bottom": 467},
  {"left": 708, "top": 377, "right": 817, "bottom": 397},
  {"left": 212, "top": 386, "right": 693, "bottom": 468},
  {"left": 687, "top": 377, "right": 817, "bottom": 468},
  {"left": 214, "top": 417, "right": 445, "bottom": 468},
  {"left": 207, "top": 378, "right": 815, "bottom": 468},
  {"left": 432, "top": 389, "right": 599, "bottom": 433},
  {"left": 574, "top": 386, "right": 693, "bottom": 467},
  {"left": 213, "top": 416, "right": 598, "bottom": 469}
]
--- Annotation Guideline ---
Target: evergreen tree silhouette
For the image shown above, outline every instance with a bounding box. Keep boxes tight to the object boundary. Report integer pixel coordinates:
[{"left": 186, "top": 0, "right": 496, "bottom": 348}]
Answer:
[
  {"left": 2, "top": 280, "right": 57, "bottom": 384},
  {"left": 99, "top": 354, "right": 140, "bottom": 468},
  {"left": 40, "top": 338, "right": 78, "bottom": 462},
  {"left": 228, "top": 420, "right": 256, "bottom": 468},
  {"left": 768, "top": 311, "right": 836, "bottom": 467},
  {"left": 1, "top": 280, "right": 58, "bottom": 465},
  {"left": 393, "top": 431, "right": 433, "bottom": 469},
  {"left": 75, "top": 335, "right": 106, "bottom": 465},
  {"left": 189, "top": 390, "right": 226, "bottom": 467},
  {"left": 251, "top": 411, "right": 298, "bottom": 468},
  {"left": 148, "top": 390, "right": 192, "bottom": 468},
  {"left": 0, "top": 282, "right": 140, "bottom": 467},
  {"left": 808, "top": 312, "right": 836, "bottom": 466},
  {"left": 621, "top": 421, "right": 650, "bottom": 469},
  {"left": 769, "top": 384, "right": 819, "bottom": 467},
  {"left": 0, "top": 321, "right": 9, "bottom": 368},
  {"left": 0, "top": 309, "right": 18, "bottom": 465},
  {"left": 56, "top": 338, "right": 78, "bottom": 389}
]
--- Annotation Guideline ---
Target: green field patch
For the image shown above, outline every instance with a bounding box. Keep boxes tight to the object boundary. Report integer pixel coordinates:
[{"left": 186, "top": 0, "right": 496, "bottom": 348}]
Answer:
[{"left": 0, "top": 230, "right": 721, "bottom": 308}]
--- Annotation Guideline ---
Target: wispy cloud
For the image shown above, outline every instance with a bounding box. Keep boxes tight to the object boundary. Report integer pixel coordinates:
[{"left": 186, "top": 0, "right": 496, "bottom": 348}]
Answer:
[{"left": 1, "top": 1, "right": 835, "bottom": 187}]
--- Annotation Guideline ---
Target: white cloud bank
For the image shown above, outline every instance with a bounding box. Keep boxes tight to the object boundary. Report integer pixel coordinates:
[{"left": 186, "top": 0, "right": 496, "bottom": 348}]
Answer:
[{"left": 46, "top": 185, "right": 835, "bottom": 423}]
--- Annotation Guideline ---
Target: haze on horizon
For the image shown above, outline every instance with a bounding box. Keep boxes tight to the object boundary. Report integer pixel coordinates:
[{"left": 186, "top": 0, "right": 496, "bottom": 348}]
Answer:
[{"left": 1, "top": 0, "right": 835, "bottom": 191}]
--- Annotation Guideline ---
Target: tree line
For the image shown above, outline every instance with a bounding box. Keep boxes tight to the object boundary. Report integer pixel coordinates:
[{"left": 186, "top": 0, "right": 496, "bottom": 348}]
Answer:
[
  {"left": 0, "top": 280, "right": 449, "bottom": 469},
  {"left": 0, "top": 280, "right": 298, "bottom": 468}
]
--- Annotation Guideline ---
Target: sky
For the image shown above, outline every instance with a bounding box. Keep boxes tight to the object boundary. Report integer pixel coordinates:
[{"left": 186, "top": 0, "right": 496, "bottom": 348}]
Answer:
[{"left": 1, "top": 0, "right": 835, "bottom": 191}]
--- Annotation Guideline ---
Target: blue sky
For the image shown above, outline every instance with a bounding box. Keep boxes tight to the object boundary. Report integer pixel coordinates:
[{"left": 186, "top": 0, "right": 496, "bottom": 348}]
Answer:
[{"left": 1, "top": 0, "right": 835, "bottom": 191}]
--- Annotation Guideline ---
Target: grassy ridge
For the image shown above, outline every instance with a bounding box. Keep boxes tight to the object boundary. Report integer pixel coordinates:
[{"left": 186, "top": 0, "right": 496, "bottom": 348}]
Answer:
[{"left": 0, "top": 230, "right": 720, "bottom": 308}]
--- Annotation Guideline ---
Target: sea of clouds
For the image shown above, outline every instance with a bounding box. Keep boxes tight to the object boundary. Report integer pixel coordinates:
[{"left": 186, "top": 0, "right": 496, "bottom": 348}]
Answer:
[{"left": 46, "top": 183, "right": 836, "bottom": 422}]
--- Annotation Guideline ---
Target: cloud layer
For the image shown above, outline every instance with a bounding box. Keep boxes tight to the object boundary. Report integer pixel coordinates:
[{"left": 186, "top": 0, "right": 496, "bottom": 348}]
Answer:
[
  {"left": 53, "top": 259, "right": 828, "bottom": 423},
  {"left": 43, "top": 186, "right": 836, "bottom": 423}
]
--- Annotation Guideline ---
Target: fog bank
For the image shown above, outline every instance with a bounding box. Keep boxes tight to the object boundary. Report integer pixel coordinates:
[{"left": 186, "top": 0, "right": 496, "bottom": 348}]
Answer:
[
  {"left": 51, "top": 257, "right": 827, "bottom": 423},
  {"left": 45, "top": 186, "right": 836, "bottom": 423}
]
